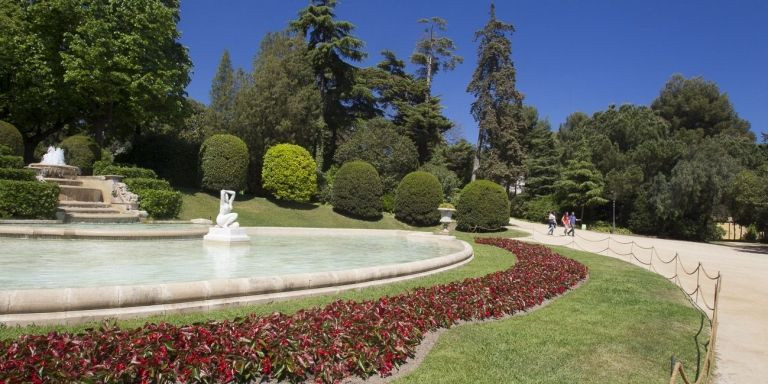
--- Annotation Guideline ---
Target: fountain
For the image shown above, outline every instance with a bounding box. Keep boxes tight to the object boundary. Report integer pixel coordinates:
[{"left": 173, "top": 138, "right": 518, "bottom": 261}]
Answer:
[{"left": 27, "top": 146, "right": 81, "bottom": 179}]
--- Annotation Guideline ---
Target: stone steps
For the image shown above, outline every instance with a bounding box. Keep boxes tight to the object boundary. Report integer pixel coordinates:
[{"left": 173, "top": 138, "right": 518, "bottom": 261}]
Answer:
[
  {"left": 58, "top": 185, "right": 103, "bottom": 202},
  {"left": 58, "top": 206, "right": 122, "bottom": 214},
  {"left": 58, "top": 201, "right": 112, "bottom": 209},
  {"left": 42, "top": 178, "right": 83, "bottom": 186}
]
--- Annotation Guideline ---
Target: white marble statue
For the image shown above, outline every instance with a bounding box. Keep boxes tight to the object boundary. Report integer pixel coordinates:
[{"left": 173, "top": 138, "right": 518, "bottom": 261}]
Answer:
[
  {"left": 41, "top": 146, "right": 66, "bottom": 166},
  {"left": 216, "top": 190, "right": 239, "bottom": 228}
]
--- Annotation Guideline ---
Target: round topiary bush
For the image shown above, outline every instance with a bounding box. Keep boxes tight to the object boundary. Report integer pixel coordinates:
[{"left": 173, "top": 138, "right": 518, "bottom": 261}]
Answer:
[
  {"left": 456, "top": 180, "right": 510, "bottom": 232},
  {"left": 332, "top": 161, "right": 382, "bottom": 219},
  {"left": 0, "top": 121, "right": 23, "bottom": 156},
  {"left": 394, "top": 171, "right": 442, "bottom": 226},
  {"left": 199, "top": 134, "right": 249, "bottom": 192},
  {"left": 59, "top": 135, "right": 101, "bottom": 174},
  {"left": 138, "top": 189, "right": 183, "bottom": 219},
  {"left": 262, "top": 143, "right": 317, "bottom": 203}
]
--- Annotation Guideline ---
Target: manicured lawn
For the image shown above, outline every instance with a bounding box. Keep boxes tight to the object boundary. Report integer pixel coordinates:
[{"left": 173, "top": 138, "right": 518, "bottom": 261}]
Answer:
[
  {"left": 0, "top": 234, "right": 706, "bottom": 384},
  {"left": 179, "top": 190, "right": 415, "bottom": 230}
]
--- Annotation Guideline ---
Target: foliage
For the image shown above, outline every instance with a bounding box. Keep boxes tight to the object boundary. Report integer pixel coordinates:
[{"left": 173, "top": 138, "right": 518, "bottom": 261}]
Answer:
[
  {"left": 431, "top": 140, "right": 475, "bottom": 185},
  {"left": 59, "top": 135, "right": 101, "bottom": 174},
  {"left": 0, "top": 156, "right": 23, "bottom": 169},
  {"left": 521, "top": 195, "right": 559, "bottom": 223},
  {"left": 727, "top": 166, "right": 768, "bottom": 238},
  {"left": 523, "top": 120, "right": 560, "bottom": 197},
  {"left": 0, "top": 121, "right": 23, "bottom": 156},
  {"left": 261, "top": 144, "right": 318, "bottom": 203},
  {"left": 334, "top": 118, "right": 419, "bottom": 192},
  {"left": 553, "top": 140, "right": 608, "bottom": 218},
  {"left": 394, "top": 171, "right": 442, "bottom": 226},
  {"left": 0, "top": 180, "right": 59, "bottom": 219},
  {"left": 199, "top": 134, "right": 249, "bottom": 192},
  {"left": 95, "top": 165, "right": 157, "bottom": 179},
  {"left": 0, "top": 168, "right": 36, "bottom": 181},
  {"left": 138, "top": 189, "right": 182, "bottom": 219},
  {"left": 291, "top": 0, "right": 366, "bottom": 170},
  {"left": 332, "top": 161, "right": 382, "bottom": 219},
  {"left": 590, "top": 221, "right": 634, "bottom": 235},
  {"left": 467, "top": 4, "right": 526, "bottom": 187},
  {"left": 439, "top": 202, "right": 455, "bottom": 209},
  {"left": 0, "top": 239, "right": 585, "bottom": 383},
  {"left": 419, "top": 163, "right": 461, "bottom": 200},
  {"left": 117, "top": 133, "right": 200, "bottom": 187},
  {"left": 411, "top": 17, "right": 463, "bottom": 96},
  {"left": 209, "top": 50, "right": 237, "bottom": 131},
  {"left": 456, "top": 180, "right": 510, "bottom": 231},
  {"left": 317, "top": 165, "right": 339, "bottom": 204},
  {"left": 123, "top": 178, "right": 171, "bottom": 193},
  {"left": 381, "top": 193, "right": 395, "bottom": 214},
  {"left": 0, "top": 145, "right": 11, "bottom": 156}
]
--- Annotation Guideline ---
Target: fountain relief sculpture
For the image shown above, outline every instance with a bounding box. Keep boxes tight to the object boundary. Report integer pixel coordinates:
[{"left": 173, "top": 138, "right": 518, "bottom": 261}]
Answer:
[{"left": 203, "top": 190, "right": 250, "bottom": 243}]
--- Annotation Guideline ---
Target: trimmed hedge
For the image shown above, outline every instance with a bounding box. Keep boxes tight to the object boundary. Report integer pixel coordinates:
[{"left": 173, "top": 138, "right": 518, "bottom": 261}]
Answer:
[
  {"left": 394, "top": 171, "right": 442, "bottom": 226},
  {"left": 96, "top": 165, "right": 157, "bottom": 179},
  {"left": 199, "top": 134, "right": 249, "bottom": 192},
  {"left": 0, "top": 155, "right": 24, "bottom": 169},
  {"left": 262, "top": 144, "right": 317, "bottom": 203},
  {"left": 138, "top": 189, "right": 183, "bottom": 219},
  {"left": 60, "top": 135, "right": 101, "bottom": 174},
  {"left": 456, "top": 180, "right": 510, "bottom": 231},
  {"left": 124, "top": 178, "right": 171, "bottom": 192},
  {"left": 332, "top": 161, "right": 383, "bottom": 219},
  {"left": 0, "top": 121, "right": 23, "bottom": 156},
  {"left": 0, "top": 180, "right": 59, "bottom": 219},
  {"left": 0, "top": 168, "right": 37, "bottom": 181}
]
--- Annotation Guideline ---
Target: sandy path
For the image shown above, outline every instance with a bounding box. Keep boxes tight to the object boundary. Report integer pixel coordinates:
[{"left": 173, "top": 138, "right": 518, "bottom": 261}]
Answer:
[{"left": 508, "top": 218, "right": 768, "bottom": 384}]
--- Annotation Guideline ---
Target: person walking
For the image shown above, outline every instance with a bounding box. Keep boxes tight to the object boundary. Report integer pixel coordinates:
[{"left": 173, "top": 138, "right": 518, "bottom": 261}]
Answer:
[
  {"left": 547, "top": 211, "right": 557, "bottom": 235},
  {"left": 561, "top": 212, "right": 570, "bottom": 236},
  {"left": 568, "top": 212, "right": 579, "bottom": 236}
]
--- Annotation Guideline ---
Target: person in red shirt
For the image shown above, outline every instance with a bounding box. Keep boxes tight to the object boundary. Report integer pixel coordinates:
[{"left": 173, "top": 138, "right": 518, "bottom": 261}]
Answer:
[{"left": 561, "top": 212, "right": 570, "bottom": 236}]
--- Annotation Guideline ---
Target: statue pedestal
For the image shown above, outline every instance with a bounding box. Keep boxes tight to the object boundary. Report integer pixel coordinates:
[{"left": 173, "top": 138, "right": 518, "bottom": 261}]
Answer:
[{"left": 203, "top": 227, "right": 250, "bottom": 243}]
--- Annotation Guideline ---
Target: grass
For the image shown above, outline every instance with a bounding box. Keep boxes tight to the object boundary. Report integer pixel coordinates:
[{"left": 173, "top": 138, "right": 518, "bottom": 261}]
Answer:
[
  {"left": 0, "top": 234, "right": 707, "bottom": 384},
  {"left": 178, "top": 190, "right": 414, "bottom": 230}
]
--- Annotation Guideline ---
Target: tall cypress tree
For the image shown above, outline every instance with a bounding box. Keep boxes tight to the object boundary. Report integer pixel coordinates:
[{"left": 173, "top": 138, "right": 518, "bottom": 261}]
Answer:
[
  {"left": 467, "top": 4, "right": 526, "bottom": 190},
  {"left": 209, "top": 50, "right": 235, "bottom": 130},
  {"left": 524, "top": 120, "right": 560, "bottom": 197},
  {"left": 291, "top": 0, "right": 365, "bottom": 170}
]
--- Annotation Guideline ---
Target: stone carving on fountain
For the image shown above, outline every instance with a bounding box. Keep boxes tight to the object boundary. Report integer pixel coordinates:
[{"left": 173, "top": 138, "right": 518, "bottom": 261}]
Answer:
[{"left": 204, "top": 190, "right": 250, "bottom": 243}]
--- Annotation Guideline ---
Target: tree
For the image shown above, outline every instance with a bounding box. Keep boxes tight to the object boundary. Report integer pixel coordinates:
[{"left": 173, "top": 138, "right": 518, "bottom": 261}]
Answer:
[
  {"left": 410, "top": 17, "right": 463, "bottom": 98},
  {"left": 430, "top": 139, "right": 475, "bottom": 185},
  {"left": 553, "top": 140, "right": 608, "bottom": 219},
  {"left": 209, "top": 50, "right": 236, "bottom": 131},
  {"left": 291, "top": 0, "right": 366, "bottom": 170},
  {"left": 467, "top": 4, "right": 526, "bottom": 189},
  {"left": 523, "top": 120, "right": 560, "bottom": 197},
  {"left": 651, "top": 74, "right": 753, "bottom": 140},
  {"left": 729, "top": 165, "right": 768, "bottom": 239}
]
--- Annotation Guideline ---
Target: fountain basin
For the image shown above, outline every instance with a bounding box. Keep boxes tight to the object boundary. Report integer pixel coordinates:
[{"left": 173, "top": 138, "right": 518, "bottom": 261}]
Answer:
[
  {"left": 0, "top": 223, "right": 209, "bottom": 240},
  {"left": 27, "top": 163, "right": 80, "bottom": 179},
  {"left": 0, "top": 228, "right": 472, "bottom": 325}
]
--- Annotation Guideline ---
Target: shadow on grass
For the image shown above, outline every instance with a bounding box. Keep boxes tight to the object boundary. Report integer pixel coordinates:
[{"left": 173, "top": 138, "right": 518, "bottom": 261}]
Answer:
[
  {"left": 332, "top": 207, "right": 385, "bottom": 222},
  {"left": 266, "top": 197, "right": 318, "bottom": 210}
]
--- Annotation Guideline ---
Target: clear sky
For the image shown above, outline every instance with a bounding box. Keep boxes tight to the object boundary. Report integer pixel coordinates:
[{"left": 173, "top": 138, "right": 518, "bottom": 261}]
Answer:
[{"left": 178, "top": 0, "right": 767, "bottom": 142}]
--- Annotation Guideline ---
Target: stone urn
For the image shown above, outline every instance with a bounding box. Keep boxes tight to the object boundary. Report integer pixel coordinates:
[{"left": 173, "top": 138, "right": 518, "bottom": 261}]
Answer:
[{"left": 438, "top": 206, "right": 456, "bottom": 234}]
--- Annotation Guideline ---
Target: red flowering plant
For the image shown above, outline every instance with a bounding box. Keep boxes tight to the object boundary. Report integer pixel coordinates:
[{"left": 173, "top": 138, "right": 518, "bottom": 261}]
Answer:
[{"left": 0, "top": 239, "right": 587, "bottom": 383}]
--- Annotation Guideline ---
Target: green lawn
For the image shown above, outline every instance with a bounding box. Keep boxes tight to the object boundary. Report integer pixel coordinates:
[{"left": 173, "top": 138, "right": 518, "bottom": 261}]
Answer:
[
  {"left": 0, "top": 231, "right": 707, "bottom": 383},
  {"left": 178, "top": 190, "right": 415, "bottom": 230}
]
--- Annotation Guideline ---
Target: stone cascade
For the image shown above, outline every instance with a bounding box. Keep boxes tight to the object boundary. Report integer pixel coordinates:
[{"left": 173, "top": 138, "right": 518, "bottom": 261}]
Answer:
[{"left": 42, "top": 175, "right": 143, "bottom": 224}]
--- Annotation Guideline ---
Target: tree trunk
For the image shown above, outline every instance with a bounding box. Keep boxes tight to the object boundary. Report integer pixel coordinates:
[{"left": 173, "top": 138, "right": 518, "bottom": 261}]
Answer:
[{"left": 23, "top": 137, "right": 42, "bottom": 164}]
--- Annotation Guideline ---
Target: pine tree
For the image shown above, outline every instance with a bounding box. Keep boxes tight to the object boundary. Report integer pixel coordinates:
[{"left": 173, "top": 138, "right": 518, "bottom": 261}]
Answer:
[
  {"left": 524, "top": 120, "right": 559, "bottom": 197},
  {"left": 467, "top": 4, "right": 526, "bottom": 189},
  {"left": 209, "top": 50, "right": 236, "bottom": 130},
  {"left": 554, "top": 140, "right": 608, "bottom": 219},
  {"left": 410, "top": 17, "right": 463, "bottom": 99}
]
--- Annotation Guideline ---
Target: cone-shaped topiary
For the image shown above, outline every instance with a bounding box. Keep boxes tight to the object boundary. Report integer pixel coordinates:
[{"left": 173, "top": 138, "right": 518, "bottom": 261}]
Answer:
[
  {"left": 262, "top": 144, "right": 317, "bottom": 203},
  {"left": 0, "top": 121, "right": 23, "bottom": 156},
  {"left": 59, "top": 135, "right": 101, "bottom": 174},
  {"left": 332, "top": 161, "right": 382, "bottom": 219},
  {"left": 456, "top": 180, "right": 510, "bottom": 231},
  {"left": 394, "top": 171, "right": 442, "bottom": 226},
  {"left": 199, "top": 134, "right": 249, "bottom": 192}
]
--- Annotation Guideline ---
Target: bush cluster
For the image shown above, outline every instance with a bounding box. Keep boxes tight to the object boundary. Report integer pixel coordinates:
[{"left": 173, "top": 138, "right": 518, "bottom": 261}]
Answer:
[
  {"left": 95, "top": 165, "right": 158, "bottom": 179},
  {"left": 0, "top": 168, "right": 37, "bottom": 181},
  {"left": 0, "top": 121, "right": 23, "bottom": 156},
  {"left": 0, "top": 180, "right": 59, "bottom": 219},
  {"left": 520, "top": 195, "right": 559, "bottom": 223},
  {"left": 261, "top": 144, "right": 317, "bottom": 203},
  {"left": 394, "top": 171, "right": 442, "bottom": 226},
  {"left": 199, "top": 134, "right": 249, "bottom": 192},
  {"left": 0, "top": 156, "right": 23, "bottom": 169},
  {"left": 59, "top": 135, "right": 101, "bottom": 174},
  {"left": 0, "top": 239, "right": 586, "bottom": 383},
  {"left": 332, "top": 161, "right": 382, "bottom": 219},
  {"left": 137, "top": 189, "right": 183, "bottom": 219},
  {"left": 456, "top": 180, "right": 510, "bottom": 231},
  {"left": 123, "top": 178, "right": 171, "bottom": 192}
]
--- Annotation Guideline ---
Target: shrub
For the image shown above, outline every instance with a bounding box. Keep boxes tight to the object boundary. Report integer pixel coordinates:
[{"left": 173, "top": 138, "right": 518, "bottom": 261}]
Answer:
[
  {"left": 199, "top": 134, "right": 249, "bottom": 192},
  {"left": 381, "top": 193, "right": 395, "bottom": 213},
  {"left": 0, "top": 155, "right": 24, "bottom": 169},
  {"left": 138, "top": 189, "right": 183, "bottom": 219},
  {"left": 394, "top": 171, "right": 442, "bottom": 226},
  {"left": 456, "top": 180, "right": 510, "bottom": 231},
  {"left": 59, "top": 135, "right": 101, "bottom": 174},
  {"left": 317, "top": 165, "right": 338, "bottom": 204},
  {"left": 419, "top": 163, "right": 461, "bottom": 199},
  {"left": 0, "top": 144, "right": 13, "bottom": 156},
  {"left": 0, "top": 168, "right": 37, "bottom": 181},
  {"left": 262, "top": 144, "right": 317, "bottom": 203},
  {"left": 521, "top": 194, "right": 559, "bottom": 223},
  {"left": 95, "top": 165, "right": 157, "bottom": 179},
  {"left": 0, "top": 120, "right": 23, "bottom": 156},
  {"left": 92, "top": 160, "right": 112, "bottom": 176},
  {"left": 124, "top": 178, "right": 171, "bottom": 192},
  {"left": 332, "top": 161, "right": 382, "bottom": 219},
  {"left": 0, "top": 180, "right": 59, "bottom": 219}
]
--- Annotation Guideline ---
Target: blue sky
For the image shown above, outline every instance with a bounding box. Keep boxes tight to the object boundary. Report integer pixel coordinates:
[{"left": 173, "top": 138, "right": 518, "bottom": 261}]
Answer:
[{"left": 179, "top": 1, "right": 767, "bottom": 142}]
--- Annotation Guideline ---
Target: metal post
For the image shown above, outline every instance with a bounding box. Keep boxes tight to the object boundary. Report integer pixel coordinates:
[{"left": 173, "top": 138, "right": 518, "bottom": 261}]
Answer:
[{"left": 612, "top": 192, "right": 616, "bottom": 234}]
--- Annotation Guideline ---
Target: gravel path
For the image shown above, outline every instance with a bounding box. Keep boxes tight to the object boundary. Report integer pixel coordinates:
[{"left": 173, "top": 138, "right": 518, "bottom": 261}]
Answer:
[{"left": 508, "top": 218, "right": 768, "bottom": 384}]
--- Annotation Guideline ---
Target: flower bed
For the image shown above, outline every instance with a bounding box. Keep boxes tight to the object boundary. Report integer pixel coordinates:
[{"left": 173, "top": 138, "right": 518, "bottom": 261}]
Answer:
[{"left": 0, "top": 239, "right": 587, "bottom": 383}]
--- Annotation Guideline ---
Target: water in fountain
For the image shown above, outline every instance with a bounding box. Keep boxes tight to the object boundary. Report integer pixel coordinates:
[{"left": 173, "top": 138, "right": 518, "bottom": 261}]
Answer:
[{"left": 40, "top": 146, "right": 66, "bottom": 165}]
